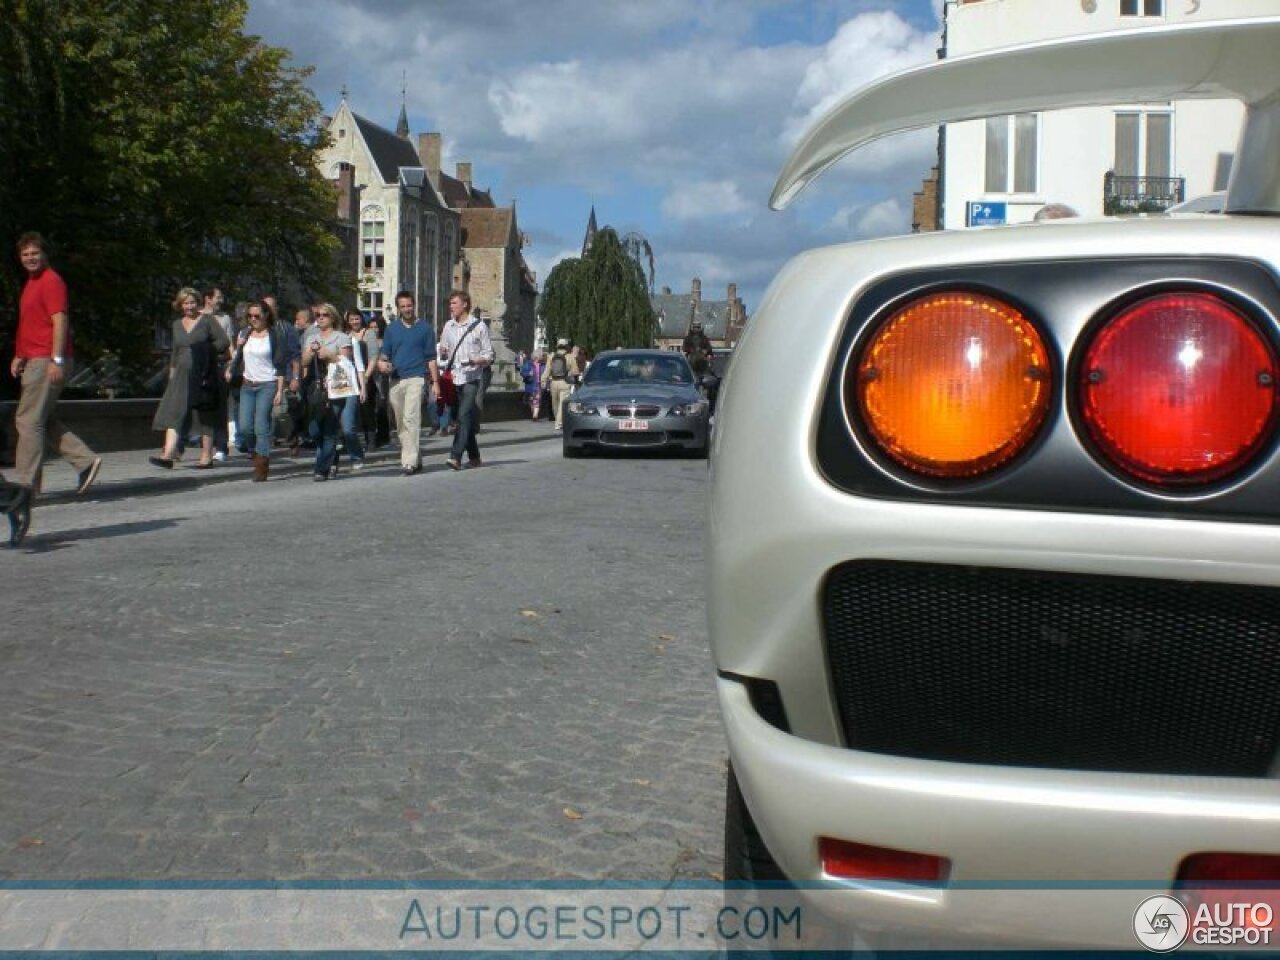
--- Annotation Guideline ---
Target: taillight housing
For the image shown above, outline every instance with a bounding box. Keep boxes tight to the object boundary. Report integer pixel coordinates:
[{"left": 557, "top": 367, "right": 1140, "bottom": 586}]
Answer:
[
  {"left": 852, "top": 290, "right": 1051, "bottom": 479},
  {"left": 1078, "top": 292, "right": 1278, "bottom": 487}
]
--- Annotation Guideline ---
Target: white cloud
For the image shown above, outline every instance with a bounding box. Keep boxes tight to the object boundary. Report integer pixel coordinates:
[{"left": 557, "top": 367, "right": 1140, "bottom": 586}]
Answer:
[
  {"left": 661, "top": 180, "right": 753, "bottom": 222},
  {"left": 246, "top": 0, "right": 944, "bottom": 311},
  {"left": 784, "top": 9, "right": 939, "bottom": 144}
]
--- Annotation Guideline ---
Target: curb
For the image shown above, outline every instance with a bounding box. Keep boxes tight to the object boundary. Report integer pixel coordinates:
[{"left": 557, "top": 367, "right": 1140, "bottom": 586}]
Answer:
[{"left": 37, "top": 429, "right": 557, "bottom": 508}]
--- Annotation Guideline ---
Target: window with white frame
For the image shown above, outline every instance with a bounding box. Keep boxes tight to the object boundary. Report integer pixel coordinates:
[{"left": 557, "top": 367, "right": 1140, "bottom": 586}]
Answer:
[
  {"left": 1114, "top": 110, "right": 1172, "bottom": 179},
  {"left": 400, "top": 217, "right": 418, "bottom": 295},
  {"left": 361, "top": 209, "right": 385, "bottom": 272},
  {"left": 984, "top": 114, "right": 1039, "bottom": 194},
  {"left": 442, "top": 220, "right": 457, "bottom": 294},
  {"left": 1120, "top": 0, "right": 1163, "bottom": 15},
  {"left": 360, "top": 289, "right": 384, "bottom": 315},
  {"left": 422, "top": 212, "right": 438, "bottom": 324}
]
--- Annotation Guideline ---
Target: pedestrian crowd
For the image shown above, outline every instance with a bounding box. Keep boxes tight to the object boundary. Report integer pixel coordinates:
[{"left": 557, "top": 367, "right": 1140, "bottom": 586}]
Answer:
[{"left": 1, "top": 229, "right": 507, "bottom": 547}]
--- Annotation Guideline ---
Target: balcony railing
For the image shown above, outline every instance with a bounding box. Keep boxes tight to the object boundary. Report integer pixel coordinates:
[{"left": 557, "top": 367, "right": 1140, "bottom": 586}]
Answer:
[{"left": 1103, "top": 172, "right": 1186, "bottom": 214}]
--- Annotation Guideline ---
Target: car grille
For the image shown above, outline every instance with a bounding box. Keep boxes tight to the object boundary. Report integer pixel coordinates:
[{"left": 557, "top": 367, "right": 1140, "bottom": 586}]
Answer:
[
  {"left": 607, "top": 404, "right": 661, "bottom": 418},
  {"left": 600, "top": 431, "right": 666, "bottom": 446},
  {"left": 822, "top": 561, "right": 1280, "bottom": 777}
]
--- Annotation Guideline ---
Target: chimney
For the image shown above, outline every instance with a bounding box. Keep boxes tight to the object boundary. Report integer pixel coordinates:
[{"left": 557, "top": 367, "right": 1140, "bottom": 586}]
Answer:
[
  {"left": 456, "top": 162, "right": 473, "bottom": 190},
  {"left": 728, "top": 283, "right": 737, "bottom": 303},
  {"left": 336, "top": 162, "right": 357, "bottom": 221},
  {"left": 418, "top": 132, "right": 441, "bottom": 189},
  {"left": 692, "top": 277, "right": 701, "bottom": 303}
]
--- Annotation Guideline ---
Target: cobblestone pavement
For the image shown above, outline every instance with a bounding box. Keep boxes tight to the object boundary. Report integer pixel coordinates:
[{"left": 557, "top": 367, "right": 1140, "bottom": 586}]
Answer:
[{"left": 0, "top": 436, "right": 725, "bottom": 881}]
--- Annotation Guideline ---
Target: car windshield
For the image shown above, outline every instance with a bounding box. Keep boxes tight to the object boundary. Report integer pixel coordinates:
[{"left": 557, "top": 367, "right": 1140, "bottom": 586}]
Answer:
[{"left": 584, "top": 354, "right": 693, "bottom": 386}]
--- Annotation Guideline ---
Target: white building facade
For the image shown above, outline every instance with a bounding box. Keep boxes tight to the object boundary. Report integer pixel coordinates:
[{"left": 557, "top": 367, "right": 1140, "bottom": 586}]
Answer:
[
  {"left": 316, "top": 99, "right": 460, "bottom": 328},
  {"left": 941, "top": 0, "right": 1279, "bottom": 229}
]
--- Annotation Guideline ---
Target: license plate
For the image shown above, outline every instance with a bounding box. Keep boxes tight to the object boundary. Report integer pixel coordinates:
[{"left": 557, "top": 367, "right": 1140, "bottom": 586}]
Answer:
[{"left": 618, "top": 419, "right": 649, "bottom": 431}]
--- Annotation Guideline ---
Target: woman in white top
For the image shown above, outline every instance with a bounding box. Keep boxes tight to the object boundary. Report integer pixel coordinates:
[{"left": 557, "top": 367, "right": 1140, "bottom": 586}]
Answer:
[{"left": 227, "top": 301, "right": 285, "bottom": 482}]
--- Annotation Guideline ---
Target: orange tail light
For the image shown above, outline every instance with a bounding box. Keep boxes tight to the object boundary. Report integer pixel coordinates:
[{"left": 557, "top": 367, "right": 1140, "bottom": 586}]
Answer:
[{"left": 853, "top": 291, "right": 1052, "bottom": 479}]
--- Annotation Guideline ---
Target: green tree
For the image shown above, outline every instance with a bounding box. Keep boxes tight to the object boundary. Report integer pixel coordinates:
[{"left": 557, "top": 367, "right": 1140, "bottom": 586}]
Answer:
[
  {"left": 540, "top": 227, "right": 656, "bottom": 354},
  {"left": 0, "top": 0, "right": 343, "bottom": 387}
]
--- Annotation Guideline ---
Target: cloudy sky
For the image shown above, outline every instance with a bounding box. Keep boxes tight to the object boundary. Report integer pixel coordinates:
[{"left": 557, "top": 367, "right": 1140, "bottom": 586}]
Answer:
[{"left": 245, "top": 0, "right": 945, "bottom": 311}]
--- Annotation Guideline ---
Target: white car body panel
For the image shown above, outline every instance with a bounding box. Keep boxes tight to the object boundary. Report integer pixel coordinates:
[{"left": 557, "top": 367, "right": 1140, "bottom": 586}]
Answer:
[{"left": 710, "top": 15, "right": 1280, "bottom": 949}]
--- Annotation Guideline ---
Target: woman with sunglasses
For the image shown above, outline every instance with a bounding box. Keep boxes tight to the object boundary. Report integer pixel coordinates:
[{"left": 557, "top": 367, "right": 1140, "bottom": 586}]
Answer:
[{"left": 227, "top": 301, "right": 285, "bottom": 482}]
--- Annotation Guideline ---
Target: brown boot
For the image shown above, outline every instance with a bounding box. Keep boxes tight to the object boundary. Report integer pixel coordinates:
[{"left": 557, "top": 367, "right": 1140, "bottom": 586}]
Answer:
[{"left": 252, "top": 454, "right": 269, "bottom": 482}]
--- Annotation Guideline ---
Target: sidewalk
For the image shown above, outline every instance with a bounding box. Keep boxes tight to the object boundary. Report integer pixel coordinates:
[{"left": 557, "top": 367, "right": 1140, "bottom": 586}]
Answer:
[{"left": 25, "top": 417, "right": 559, "bottom": 507}]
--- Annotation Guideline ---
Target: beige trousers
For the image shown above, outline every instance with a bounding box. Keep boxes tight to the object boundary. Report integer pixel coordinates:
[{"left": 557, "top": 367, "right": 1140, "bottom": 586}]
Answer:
[
  {"left": 550, "top": 380, "right": 573, "bottom": 428},
  {"left": 388, "top": 376, "right": 424, "bottom": 468},
  {"left": 14, "top": 358, "right": 98, "bottom": 489}
]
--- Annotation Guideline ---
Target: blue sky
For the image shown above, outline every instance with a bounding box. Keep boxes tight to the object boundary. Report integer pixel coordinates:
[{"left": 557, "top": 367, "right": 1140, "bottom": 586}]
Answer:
[{"left": 245, "top": 0, "right": 944, "bottom": 312}]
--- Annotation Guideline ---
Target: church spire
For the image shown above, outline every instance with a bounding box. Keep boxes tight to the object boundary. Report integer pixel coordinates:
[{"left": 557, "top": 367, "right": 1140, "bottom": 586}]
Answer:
[
  {"left": 395, "top": 73, "right": 410, "bottom": 139},
  {"left": 582, "top": 204, "right": 598, "bottom": 256}
]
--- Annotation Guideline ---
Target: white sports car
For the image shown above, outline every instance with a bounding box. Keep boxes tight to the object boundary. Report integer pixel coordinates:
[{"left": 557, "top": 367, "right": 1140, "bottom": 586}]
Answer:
[{"left": 710, "top": 16, "right": 1280, "bottom": 951}]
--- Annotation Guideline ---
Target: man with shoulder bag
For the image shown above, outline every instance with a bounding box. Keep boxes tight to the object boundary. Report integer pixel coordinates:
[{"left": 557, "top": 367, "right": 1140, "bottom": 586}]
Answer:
[{"left": 438, "top": 290, "right": 494, "bottom": 471}]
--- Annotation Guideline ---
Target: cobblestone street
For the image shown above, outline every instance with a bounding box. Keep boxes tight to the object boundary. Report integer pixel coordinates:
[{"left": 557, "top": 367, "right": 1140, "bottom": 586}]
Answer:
[{"left": 0, "top": 436, "right": 725, "bottom": 881}]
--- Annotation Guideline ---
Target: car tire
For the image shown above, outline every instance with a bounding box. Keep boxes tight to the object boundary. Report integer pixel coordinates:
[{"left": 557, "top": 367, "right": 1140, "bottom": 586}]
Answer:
[
  {"left": 563, "top": 442, "right": 582, "bottom": 459},
  {"left": 724, "top": 763, "right": 786, "bottom": 882}
]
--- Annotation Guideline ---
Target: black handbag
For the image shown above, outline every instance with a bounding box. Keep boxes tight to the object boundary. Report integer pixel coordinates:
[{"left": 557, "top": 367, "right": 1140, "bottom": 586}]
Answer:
[
  {"left": 188, "top": 338, "right": 220, "bottom": 412},
  {"left": 304, "top": 357, "right": 328, "bottom": 423}
]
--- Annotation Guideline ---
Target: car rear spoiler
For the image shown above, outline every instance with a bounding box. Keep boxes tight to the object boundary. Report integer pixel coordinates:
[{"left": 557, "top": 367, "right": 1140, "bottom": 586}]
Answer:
[{"left": 771, "top": 16, "right": 1280, "bottom": 216}]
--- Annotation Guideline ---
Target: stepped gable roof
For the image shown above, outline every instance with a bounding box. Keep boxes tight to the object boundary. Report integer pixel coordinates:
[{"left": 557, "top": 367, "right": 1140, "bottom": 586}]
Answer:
[
  {"left": 353, "top": 112, "right": 420, "bottom": 183},
  {"left": 460, "top": 207, "right": 515, "bottom": 249},
  {"left": 652, "top": 292, "right": 732, "bottom": 339}
]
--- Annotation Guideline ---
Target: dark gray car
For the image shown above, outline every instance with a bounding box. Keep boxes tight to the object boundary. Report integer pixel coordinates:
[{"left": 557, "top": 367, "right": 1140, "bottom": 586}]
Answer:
[{"left": 562, "top": 349, "right": 709, "bottom": 458}]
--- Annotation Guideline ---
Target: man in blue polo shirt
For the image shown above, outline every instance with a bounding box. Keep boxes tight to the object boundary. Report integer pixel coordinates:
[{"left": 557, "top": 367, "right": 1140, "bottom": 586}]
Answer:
[{"left": 375, "top": 290, "right": 440, "bottom": 475}]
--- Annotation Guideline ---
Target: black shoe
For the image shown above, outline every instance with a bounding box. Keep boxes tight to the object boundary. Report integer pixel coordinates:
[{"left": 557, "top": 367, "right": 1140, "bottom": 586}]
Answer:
[
  {"left": 77, "top": 457, "right": 103, "bottom": 495},
  {"left": 148, "top": 455, "right": 175, "bottom": 469},
  {"left": 7, "top": 486, "right": 32, "bottom": 548},
  {"left": 313, "top": 473, "right": 328, "bottom": 482}
]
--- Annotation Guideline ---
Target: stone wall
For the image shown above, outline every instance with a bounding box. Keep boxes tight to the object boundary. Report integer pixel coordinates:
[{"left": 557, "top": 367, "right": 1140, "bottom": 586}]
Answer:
[{"left": 0, "top": 392, "right": 533, "bottom": 465}]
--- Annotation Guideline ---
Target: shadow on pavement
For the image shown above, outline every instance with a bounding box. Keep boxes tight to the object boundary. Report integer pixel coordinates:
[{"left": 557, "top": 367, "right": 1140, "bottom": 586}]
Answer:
[{"left": 13, "top": 517, "right": 185, "bottom": 554}]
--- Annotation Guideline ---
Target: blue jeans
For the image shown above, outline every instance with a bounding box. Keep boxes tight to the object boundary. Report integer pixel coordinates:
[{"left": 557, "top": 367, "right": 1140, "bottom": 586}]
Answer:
[
  {"left": 450, "top": 381, "right": 482, "bottom": 462},
  {"left": 237, "top": 382, "right": 276, "bottom": 458},
  {"left": 309, "top": 402, "right": 339, "bottom": 475},
  {"left": 335, "top": 396, "right": 364, "bottom": 464}
]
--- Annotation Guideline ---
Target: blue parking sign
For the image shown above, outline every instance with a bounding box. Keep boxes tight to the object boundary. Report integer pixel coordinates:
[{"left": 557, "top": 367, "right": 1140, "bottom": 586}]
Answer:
[{"left": 967, "top": 201, "right": 1007, "bottom": 227}]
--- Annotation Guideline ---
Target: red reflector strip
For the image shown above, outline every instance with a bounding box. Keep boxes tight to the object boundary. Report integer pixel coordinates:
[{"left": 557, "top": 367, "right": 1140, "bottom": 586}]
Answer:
[
  {"left": 1179, "top": 852, "right": 1280, "bottom": 884},
  {"left": 1177, "top": 853, "right": 1280, "bottom": 937},
  {"left": 819, "top": 837, "right": 950, "bottom": 883}
]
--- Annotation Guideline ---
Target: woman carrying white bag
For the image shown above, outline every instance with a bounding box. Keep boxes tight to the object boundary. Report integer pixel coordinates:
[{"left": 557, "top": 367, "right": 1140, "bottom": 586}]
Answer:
[{"left": 307, "top": 303, "right": 365, "bottom": 480}]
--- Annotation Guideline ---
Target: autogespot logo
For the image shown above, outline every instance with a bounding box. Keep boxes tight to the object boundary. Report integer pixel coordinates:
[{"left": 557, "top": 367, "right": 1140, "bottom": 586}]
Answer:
[{"left": 1134, "top": 895, "right": 1190, "bottom": 952}]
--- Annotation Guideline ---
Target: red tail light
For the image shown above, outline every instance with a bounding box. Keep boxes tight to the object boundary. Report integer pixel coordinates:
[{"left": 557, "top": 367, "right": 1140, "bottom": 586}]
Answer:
[{"left": 1078, "top": 292, "right": 1278, "bottom": 486}]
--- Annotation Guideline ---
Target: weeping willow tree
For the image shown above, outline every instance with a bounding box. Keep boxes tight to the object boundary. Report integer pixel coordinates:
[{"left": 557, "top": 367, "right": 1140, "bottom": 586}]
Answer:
[
  {"left": 540, "top": 227, "right": 657, "bottom": 353},
  {"left": 621, "top": 231, "right": 656, "bottom": 297}
]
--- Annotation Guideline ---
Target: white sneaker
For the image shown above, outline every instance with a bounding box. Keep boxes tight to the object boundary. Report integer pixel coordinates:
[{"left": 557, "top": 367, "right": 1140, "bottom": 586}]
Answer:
[{"left": 212, "top": 451, "right": 227, "bottom": 462}]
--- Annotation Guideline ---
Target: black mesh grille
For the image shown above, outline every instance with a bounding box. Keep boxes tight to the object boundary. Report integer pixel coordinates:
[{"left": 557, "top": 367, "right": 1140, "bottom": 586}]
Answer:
[
  {"left": 600, "top": 431, "right": 665, "bottom": 446},
  {"left": 822, "top": 562, "right": 1280, "bottom": 777}
]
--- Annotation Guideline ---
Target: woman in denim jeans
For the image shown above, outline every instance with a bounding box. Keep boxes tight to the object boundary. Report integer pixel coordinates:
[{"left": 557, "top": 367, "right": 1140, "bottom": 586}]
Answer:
[
  {"left": 227, "top": 301, "right": 285, "bottom": 482},
  {"left": 308, "top": 303, "right": 364, "bottom": 480}
]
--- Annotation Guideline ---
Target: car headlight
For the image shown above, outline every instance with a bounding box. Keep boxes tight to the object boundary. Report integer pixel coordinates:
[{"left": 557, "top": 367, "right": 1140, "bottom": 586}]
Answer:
[
  {"left": 670, "top": 401, "right": 707, "bottom": 417},
  {"left": 566, "top": 401, "right": 597, "bottom": 415}
]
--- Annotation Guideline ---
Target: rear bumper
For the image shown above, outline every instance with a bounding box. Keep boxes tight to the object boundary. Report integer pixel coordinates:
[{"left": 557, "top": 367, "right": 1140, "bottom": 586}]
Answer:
[{"left": 720, "top": 677, "right": 1280, "bottom": 948}]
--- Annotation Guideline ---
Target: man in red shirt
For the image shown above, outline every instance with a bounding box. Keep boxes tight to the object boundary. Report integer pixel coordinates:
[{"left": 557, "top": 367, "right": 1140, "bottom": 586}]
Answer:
[{"left": 4, "top": 232, "right": 101, "bottom": 547}]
